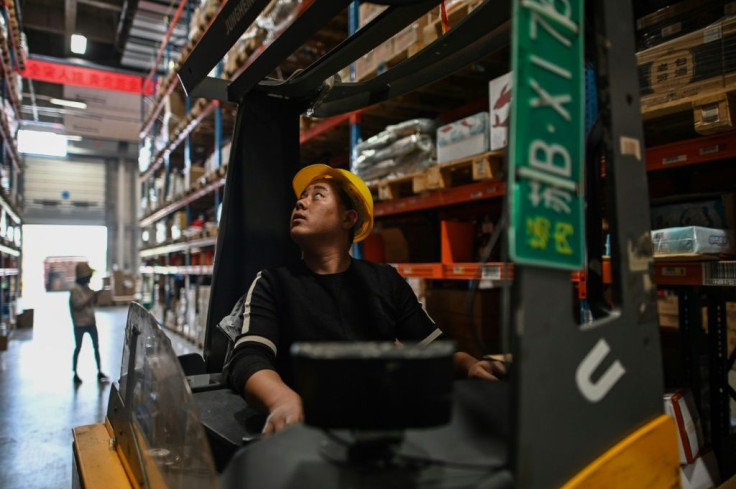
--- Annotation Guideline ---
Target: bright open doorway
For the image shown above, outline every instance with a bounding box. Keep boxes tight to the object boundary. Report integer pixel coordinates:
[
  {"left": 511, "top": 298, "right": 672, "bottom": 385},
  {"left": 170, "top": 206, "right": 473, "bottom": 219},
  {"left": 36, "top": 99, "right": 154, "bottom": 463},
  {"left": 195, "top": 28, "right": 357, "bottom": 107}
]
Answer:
[{"left": 21, "top": 225, "right": 108, "bottom": 307}]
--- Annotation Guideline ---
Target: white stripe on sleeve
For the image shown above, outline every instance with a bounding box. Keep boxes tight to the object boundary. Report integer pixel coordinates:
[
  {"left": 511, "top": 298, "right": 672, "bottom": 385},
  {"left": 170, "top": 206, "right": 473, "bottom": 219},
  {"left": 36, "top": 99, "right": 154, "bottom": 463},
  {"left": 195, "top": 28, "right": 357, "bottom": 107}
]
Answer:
[
  {"left": 240, "top": 271, "right": 263, "bottom": 334},
  {"left": 419, "top": 328, "right": 443, "bottom": 346},
  {"left": 234, "top": 335, "right": 278, "bottom": 356}
]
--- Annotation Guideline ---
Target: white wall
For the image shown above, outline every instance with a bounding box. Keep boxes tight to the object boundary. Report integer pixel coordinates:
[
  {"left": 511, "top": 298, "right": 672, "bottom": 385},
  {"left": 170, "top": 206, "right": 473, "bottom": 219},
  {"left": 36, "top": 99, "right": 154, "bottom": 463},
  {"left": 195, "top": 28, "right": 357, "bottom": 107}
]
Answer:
[{"left": 21, "top": 225, "right": 108, "bottom": 307}]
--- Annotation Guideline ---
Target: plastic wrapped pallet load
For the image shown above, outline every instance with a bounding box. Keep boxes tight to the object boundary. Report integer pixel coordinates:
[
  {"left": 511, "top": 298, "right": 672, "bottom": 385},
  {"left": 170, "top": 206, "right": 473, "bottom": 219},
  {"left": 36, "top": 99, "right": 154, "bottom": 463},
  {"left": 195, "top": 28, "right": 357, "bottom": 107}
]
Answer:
[
  {"left": 352, "top": 118, "right": 436, "bottom": 181},
  {"left": 436, "top": 112, "right": 489, "bottom": 163},
  {"left": 651, "top": 226, "right": 735, "bottom": 256}
]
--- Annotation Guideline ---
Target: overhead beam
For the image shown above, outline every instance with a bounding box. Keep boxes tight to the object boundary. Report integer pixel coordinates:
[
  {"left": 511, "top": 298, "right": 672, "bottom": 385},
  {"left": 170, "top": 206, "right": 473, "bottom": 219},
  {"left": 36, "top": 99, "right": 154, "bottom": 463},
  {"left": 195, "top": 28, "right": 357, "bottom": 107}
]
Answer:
[
  {"left": 66, "top": 0, "right": 78, "bottom": 56},
  {"left": 24, "top": 23, "right": 112, "bottom": 45},
  {"left": 78, "top": 0, "right": 123, "bottom": 11}
]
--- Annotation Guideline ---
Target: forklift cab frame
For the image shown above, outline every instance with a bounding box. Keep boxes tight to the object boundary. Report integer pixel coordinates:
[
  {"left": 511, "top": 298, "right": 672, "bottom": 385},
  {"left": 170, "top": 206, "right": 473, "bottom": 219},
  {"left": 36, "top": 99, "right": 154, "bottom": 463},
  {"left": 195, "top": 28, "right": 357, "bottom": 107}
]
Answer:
[{"left": 75, "top": 1, "right": 681, "bottom": 487}]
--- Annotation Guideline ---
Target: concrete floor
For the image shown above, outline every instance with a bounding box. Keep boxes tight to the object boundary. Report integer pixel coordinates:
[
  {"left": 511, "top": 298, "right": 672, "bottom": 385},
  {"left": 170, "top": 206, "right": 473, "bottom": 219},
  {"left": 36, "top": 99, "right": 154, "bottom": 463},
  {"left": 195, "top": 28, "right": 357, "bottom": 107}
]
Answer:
[{"left": 0, "top": 292, "right": 200, "bottom": 489}]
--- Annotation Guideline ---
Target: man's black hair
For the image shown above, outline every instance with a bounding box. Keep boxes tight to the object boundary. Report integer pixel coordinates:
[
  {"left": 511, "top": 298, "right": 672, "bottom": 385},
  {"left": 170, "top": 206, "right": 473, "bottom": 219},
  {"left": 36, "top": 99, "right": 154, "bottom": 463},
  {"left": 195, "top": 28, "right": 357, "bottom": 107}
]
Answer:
[{"left": 335, "top": 184, "right": 358, "bottom": 246}]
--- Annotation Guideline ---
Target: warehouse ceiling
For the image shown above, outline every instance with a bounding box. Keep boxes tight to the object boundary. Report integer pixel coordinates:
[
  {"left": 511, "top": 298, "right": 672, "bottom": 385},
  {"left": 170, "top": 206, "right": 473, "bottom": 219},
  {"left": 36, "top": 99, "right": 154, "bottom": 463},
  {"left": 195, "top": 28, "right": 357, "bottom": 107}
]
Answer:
[{"left": 18, "top": 0, "right": 192, "bottom": 143}]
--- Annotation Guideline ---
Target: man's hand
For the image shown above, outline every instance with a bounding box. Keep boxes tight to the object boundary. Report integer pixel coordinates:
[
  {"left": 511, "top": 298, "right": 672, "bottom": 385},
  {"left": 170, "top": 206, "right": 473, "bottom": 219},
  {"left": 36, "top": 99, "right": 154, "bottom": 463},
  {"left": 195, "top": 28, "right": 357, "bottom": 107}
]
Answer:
[
  {"left": 245, "top": 370, "right": 304, "bottom": 436},
  {"left": 453, "top": 352, "right": 506, "bottom": 381},
  {"left": 262, "top": 396, "right": 304, "bottom": 435},
  {"left": 467, "top": 359, "right": 506, "bottom": 381}
]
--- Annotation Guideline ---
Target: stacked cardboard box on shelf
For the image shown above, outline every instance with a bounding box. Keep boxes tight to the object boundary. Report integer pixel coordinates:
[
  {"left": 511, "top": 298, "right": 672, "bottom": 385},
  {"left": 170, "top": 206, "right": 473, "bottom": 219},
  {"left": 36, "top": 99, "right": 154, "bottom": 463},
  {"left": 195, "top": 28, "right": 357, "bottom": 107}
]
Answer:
[
  {"left": 111, "top": 270, "right": 136, "bottom": 299},
  {"left": 436, "top": 112, "right": 489, "bottom": 163},
  {"left": 637, "top": 14, "right": 736, "bottom": 130},
  {"left": 489, "top": 72, "right": 512, "bottom": 151},
  {"left": 353, "top": 2, "right": 460, "bottom": 81},
  {"left": 635, "top": 0, "right": 731, "bottom": 51}
]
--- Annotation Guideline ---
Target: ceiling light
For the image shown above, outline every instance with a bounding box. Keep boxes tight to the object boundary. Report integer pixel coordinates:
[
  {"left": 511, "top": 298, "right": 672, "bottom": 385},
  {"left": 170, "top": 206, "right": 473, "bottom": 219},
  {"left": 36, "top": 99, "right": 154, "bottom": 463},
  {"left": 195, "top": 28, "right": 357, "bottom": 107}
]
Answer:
[
  {"left": 71, "top": 34, "right": 87, "bottom": 55},
  {"left": 66, "top": 135, "right": 83, "bottom": 141},
  {"left": 49, "top": 98, "right": 87, "bottom": 110},
  {"left": 18, "top": 130, "right": 68, "bottom": 157}
]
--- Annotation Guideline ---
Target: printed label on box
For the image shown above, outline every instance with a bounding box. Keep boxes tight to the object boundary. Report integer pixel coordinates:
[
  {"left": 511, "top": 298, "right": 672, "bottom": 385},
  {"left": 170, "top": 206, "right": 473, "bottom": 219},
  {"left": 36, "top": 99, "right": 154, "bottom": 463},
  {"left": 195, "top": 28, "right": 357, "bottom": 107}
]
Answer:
[{"left": 489, "top": 72, "right": 512, "bottom": 150}]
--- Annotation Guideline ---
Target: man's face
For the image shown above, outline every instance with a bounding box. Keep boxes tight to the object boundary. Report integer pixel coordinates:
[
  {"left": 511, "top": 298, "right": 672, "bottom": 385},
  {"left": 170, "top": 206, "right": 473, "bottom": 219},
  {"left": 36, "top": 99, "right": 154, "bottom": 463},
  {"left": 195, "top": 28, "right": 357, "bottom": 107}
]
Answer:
[{"left": 290, "top": 179, "right": 356, "bottom": 246}]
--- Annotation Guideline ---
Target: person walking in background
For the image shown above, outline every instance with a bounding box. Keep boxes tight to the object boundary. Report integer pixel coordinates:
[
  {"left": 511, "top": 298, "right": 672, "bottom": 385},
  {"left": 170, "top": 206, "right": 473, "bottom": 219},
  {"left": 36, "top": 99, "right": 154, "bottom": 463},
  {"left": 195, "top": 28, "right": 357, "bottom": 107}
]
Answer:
[{"left": 69, "top": 262, "right": 107, "bottom": 384}]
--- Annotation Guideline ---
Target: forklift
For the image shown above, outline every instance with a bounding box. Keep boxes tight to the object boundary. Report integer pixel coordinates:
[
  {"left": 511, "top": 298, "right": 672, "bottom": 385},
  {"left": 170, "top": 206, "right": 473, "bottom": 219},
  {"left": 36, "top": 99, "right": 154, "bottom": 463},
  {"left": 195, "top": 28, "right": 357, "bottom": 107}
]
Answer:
[{"left": 72, "top": 0, "right": 682, "bottom": 487}]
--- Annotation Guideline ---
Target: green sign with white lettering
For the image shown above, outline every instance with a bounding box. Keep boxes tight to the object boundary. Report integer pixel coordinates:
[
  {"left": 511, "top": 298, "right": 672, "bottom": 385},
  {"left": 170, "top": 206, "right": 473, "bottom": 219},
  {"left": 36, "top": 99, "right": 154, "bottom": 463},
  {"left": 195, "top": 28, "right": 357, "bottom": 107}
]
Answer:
[{"left": 508, "top": 0, "right": 585, "bottom": 270}]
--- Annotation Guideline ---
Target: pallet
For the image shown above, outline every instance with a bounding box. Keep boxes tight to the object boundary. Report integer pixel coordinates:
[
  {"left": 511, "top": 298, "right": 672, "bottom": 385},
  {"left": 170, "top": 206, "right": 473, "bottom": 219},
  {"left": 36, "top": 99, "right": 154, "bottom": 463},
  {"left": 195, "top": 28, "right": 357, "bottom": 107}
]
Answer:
[
  {"left": 422, "top": 151, "right": 504, "bottom": 191},
  {"left": 638, "top": 16, "right": 736, "bottom": 134},
  {"left": 369, "top": 172, "right": 426, "bottom": 201},
  {"left": 368, "top": 150, "right": 504, "bottom": 201},
  {"left": 643, "top": 86, "right": 736, "bottom": 137}
]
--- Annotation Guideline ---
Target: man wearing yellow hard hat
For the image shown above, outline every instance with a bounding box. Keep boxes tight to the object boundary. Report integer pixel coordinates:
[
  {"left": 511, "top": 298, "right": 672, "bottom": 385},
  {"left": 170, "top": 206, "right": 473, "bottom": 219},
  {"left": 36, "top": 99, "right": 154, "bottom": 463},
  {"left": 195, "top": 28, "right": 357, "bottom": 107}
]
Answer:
[{"left": 224, "top": 164, "right": 504, "bottom": 435}]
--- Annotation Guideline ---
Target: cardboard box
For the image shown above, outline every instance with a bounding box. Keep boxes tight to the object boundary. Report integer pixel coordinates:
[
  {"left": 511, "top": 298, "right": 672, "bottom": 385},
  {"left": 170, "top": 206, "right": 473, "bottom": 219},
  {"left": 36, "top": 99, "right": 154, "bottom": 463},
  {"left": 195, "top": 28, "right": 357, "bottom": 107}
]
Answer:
[
  {"left": 657, "top": 293, "right": 679, "bottom": 315},
  {"left": 694, "top": 92, "right": 736, "bottom": 135},
  {"left": 392, "top": 22, "right": 421, "bottom": 56},
  {"left": 664, "top": 389, "right": 705, "bottom": 464},
  {"left": 354, "top": 50, "right": 376, "bottom": 81},
  {"left": 635, "top": 0, "right": 727, "bottom": 50},
  {"left": 112, "top": 270, "right": 136, "bottom": 297},
  {"left": 425, "top": 287, "right": 501, "bottom": 357},
  {"left": 651, "top": 193, "right": 736, "bottom": 231},
  {"left": 720, "top": 473, "right": 736, "bottom": 489},
  {"left": 637, "top": 16, "right": 736, "bottom": 110},
  {"left": 681, "top": 450, "right": 720, "bottom": 489},
  {"left": 489, "top": 72, "right": 512, "bottom": 150},
  {"left": 164, "top": 90, "right": 187, "bottom": 121},
  {"left": 436, "top": 112, "right": 490, "bottom": 163},
  {"left": 659, "top": 313, "right": 680, "bottom": 328},
  {"left": 16, "top": 309, "right": 33, "bottom": 328},
  {"left": 96, "top": 289, "right": 113, "bottom": 307},
  {"left": 185, "top": 165, "right": 207, "bottom": 189},
  {"left": 359, "top": 3, "right": 387, "bottom": 27}
]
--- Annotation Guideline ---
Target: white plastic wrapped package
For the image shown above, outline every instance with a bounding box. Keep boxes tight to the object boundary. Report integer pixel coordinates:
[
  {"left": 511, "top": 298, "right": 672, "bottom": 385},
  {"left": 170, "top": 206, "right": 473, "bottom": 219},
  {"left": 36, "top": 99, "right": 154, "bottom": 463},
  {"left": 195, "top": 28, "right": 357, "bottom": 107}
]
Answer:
[
  {"left": 354, "top": 118, "right": 436, "bottom": 155},
  {"left": 353, "top": 134, "right": 434, "bottom": 172},
  {"left": 354, "top": 143, "right": 435, "bottom": 181},
  {"left": 436, "top": 112, "right": 490, "bottom": 163},
  {"left": 436, "top": 112, "right": 489, "bottom": 147},
  {"left": 354, "top": 131, "right": 399, "bottom": 154},
  {"left": 385, "top": 118, "right": 437, "bottom": 137},
  {"left": 652, "top": 226, "right": 735, "bottom": 256},
  {"left": 355, "top": 159, "right": 396, "bottom": 181}
]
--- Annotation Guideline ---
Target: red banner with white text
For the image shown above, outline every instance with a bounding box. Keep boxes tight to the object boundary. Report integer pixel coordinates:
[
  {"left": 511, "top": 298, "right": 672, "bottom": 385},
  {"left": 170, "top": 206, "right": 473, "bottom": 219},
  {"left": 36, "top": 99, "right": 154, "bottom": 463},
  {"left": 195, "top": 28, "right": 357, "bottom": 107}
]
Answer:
[{"left": 21, "top": 59, "right": 153, "bottom": 95}]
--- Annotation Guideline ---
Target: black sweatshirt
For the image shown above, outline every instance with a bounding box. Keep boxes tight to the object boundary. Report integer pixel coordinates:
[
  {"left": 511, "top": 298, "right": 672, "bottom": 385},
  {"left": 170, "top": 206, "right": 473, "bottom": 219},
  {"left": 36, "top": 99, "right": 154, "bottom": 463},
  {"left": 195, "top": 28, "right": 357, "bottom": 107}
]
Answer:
[{"left": 227, "top": 258, "right": 442, "bottom": 396}]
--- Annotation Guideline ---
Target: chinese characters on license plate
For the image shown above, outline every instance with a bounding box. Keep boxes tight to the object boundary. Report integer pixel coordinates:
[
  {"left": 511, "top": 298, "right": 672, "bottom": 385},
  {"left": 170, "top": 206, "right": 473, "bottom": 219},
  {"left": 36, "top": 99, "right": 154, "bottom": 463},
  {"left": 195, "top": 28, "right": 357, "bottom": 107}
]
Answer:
[{"left": 508, "top": 0, "right": 584, "bottom": 270}]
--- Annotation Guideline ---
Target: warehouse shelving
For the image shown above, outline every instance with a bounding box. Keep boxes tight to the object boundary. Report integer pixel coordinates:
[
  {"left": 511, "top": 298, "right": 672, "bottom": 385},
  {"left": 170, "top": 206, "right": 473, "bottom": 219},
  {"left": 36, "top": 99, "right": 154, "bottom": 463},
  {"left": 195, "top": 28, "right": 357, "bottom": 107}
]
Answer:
[
  {"left": 0, "top": 0, "right": 23, "bottom": 348},
  {"left": 3, "top": 0, "right": 25, "bottom": 71},
  {"left": 140, "top": 170, "right": 225, "bottom": 227},
  {"left": 140, "top": 265, "right": 214, "bottom": 276},
  {"left": 140, "top": 235, "right": 217, "bottom": 258},
  {"left": 136, "top": 0, "right": 225, "bottom": 342},
  {"left": 646, "top": 130, "right": 736, "bottom": 172},
  {"left": 134, "top": 2, "right": 736, "bottom": 478}
]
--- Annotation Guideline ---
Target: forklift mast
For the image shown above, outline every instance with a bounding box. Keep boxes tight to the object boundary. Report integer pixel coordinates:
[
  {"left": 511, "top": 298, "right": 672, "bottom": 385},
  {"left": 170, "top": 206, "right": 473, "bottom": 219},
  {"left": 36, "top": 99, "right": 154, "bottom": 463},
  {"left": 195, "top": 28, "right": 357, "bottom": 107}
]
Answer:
[{"left": 175, "top": 0, "right": 679, "bottom": 485}]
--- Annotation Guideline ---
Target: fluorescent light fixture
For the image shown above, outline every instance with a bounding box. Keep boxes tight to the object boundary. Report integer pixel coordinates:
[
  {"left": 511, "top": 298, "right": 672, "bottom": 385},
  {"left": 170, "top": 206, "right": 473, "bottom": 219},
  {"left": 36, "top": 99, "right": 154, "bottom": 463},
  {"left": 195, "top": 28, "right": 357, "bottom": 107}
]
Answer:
[
  {"left": 66, "top": 135, "right": 83, "bottom": 141},
  {"left": 71, "top": 34, "right": 87, "bottom": 55},
  {"left": 18, "top": 130, "right": 68, "bottom": 157},
  {"left": 49, "top": 98, "right": 87, "bottom": 110}
]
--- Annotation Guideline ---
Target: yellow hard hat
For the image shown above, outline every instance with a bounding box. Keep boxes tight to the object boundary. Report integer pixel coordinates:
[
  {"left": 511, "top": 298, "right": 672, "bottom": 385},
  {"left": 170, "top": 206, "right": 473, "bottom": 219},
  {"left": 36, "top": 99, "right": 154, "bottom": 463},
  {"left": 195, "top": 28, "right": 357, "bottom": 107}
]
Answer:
[{"left": 292, "top": 164, "right": 374, "bottom": 243}]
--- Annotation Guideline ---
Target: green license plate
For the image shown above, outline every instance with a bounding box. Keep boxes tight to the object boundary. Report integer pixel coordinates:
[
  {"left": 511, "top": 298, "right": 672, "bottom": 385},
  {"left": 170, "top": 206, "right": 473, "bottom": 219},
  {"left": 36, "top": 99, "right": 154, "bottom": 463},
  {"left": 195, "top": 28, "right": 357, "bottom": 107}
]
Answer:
[{"left": 508, "top": 0, "right": 585, "bottom": 270}]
